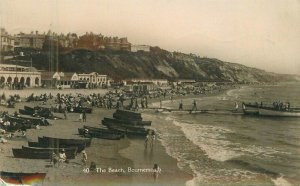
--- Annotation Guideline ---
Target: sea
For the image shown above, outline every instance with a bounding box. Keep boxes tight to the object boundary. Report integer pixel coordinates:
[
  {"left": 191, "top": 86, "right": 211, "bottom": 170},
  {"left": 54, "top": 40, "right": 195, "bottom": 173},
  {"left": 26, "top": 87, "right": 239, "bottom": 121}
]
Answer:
[{"left": 145, "top": 82, "right": 300, "bottom": 186}]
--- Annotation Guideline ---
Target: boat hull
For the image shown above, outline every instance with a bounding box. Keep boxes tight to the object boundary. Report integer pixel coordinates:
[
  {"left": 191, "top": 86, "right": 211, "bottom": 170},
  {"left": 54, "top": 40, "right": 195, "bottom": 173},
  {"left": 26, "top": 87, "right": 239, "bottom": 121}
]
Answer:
[
  {"left": 12, "top": 148, "right": 76, "bottom": 159},
  {"left": 243, "top": 104, "right": 300, "bottom": 117},
  {"left": 0, "top": 171, "right": 46, "bottom": 185},
  {"left": 258, "top": 108, "right": 300, "bottom": 117}
]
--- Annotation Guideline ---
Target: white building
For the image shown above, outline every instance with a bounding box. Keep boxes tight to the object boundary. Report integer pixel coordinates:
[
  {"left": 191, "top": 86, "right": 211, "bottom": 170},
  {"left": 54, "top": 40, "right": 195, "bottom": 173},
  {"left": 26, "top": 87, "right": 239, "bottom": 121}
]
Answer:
[
  {"left": 41, "top": 71, "right": 109, "bottom": 88},
  {"left": 0, "top": 64, "right": 41, "bottom": 87},
  {"left": 78, "top": 72, "right": 109, "bottom": 86}
]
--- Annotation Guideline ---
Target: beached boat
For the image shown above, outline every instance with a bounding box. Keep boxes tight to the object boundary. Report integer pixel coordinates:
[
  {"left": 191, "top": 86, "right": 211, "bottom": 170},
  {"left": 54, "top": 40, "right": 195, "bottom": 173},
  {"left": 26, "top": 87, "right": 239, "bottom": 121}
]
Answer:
[
  {"left": 22, "top": 146, "right": 77, "bottom": 156},
  {"left": 23, "top": 106, "right": 57, "bottom": 119},
  {"left": 112, "top": 109, "right": 143, "bottom": 121},
  {"left": 102, "top": 119, "right": 149, "bottom": 132},
  {"left": 83, "top": 125, "right": 123, "bottom": 134},
  {"left": 4, "top": 114, "right": 49, "bottom": 126},
  {"left": 35, "top": 136, "right": 91, "bottom": 152},
  {"left": 24, "top": 106, "right": 35, "bottom": 112},
  {"left": 0, "top": 171, "right": 46, "bottom": 185},
  {"left": 103, "top": 117, "right": 151, "bottom": 126},
  {"left": 78, "top": 128, "right": 123, "bottom": 140},
  {"left": 28, "top": 139, "right": 86, "bottom": 152},
  {"left": 12, "top": 148, "right": 76, "bottom": 159},
  {"left": 102, "top": 123, "right": 150, "bottom": 137},
  {"left": 19, "top": 109, "right": 33, "bottom": 116},
  {"left": 243, "top": 103, "right": 300, "bottom": 117}
]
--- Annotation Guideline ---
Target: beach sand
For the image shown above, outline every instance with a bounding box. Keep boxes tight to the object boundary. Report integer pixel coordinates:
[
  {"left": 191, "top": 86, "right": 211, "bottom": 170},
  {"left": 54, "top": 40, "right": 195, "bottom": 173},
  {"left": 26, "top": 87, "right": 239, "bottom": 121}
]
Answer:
[{"left": 0, "top": 93, "right": 194, "bottom": 186}]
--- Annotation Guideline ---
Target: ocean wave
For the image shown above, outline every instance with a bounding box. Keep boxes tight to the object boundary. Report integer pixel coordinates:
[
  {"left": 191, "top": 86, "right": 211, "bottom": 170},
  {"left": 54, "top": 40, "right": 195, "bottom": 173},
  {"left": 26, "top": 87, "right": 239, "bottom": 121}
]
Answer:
[
  {"left": 226, "top": 158, "right": 279, "bottom": 178},
  {"left": 171, "top": 118, "right": 290, "bottom": 163},
  {"left": 153, "top": 115, "right": 278, "bottom": 186},
  {"left": 172, "top": 120, "right": 243, "bottom": 162}
]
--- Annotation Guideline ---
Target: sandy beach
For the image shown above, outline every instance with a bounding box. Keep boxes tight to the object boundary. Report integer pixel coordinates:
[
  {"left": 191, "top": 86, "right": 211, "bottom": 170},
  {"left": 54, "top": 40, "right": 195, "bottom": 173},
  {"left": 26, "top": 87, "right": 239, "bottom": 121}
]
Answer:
[{"left": 0, "top": 87, "right": 206, "bottom": 186}]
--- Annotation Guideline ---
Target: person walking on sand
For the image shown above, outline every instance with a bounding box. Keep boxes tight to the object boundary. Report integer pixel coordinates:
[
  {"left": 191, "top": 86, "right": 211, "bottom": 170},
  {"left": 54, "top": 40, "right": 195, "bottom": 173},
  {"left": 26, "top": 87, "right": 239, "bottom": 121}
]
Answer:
[{"left": 82, "top": 150, "right": 87, "bottom": 166}]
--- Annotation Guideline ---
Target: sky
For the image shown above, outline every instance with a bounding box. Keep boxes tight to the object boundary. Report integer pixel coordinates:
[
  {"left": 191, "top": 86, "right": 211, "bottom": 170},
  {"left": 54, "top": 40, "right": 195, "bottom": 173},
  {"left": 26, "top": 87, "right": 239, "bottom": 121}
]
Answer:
[{"left": 0, "top": 0, "right": 299, "bottom": 75}]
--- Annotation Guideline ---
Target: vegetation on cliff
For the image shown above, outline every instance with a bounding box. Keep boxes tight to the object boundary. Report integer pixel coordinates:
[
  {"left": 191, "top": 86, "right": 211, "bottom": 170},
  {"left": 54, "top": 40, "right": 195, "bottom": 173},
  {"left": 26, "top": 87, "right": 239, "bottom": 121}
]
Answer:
[{"left": 11, "top": 47, "right": 298, "bottom": 83}]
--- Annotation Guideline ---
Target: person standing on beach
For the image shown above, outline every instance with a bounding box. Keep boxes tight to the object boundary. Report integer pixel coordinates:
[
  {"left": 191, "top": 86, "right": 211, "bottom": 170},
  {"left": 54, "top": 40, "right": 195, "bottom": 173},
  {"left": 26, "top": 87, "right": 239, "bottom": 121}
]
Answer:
[
  {"left": 179, "top": 100, "right": 183, "bottom": 110},
  {"left": 159, "top": 99, "right": 162, "bottom": 109},
  {"left": 235, "top": 102, "right": 239, "bottom": 111},
  {"left": 144, "top": 133, "right": 150, "bottom": 148},
  {"left": 82, "top": 111, "right": 87, "bottom": 122},
  {"left": 150, "top": 131, "right": 156, "bottom": 149},
  {"left": 192, "top": 99, "right": 197, "bottom": 111},
  {"left": 64, "top": 109, "right": 68, "bottom": 120},
  {"left": 79, "top": 113, "right": 83, "bottom": 122},
  {"left": 135, "top": 98, "right": 139, "bottom": 111},
  {"left": 152, "top": 164, "right": 161, "bottom": 181},
  {"left": 82, "top": 150, "right": 87, "bottom": 166}
]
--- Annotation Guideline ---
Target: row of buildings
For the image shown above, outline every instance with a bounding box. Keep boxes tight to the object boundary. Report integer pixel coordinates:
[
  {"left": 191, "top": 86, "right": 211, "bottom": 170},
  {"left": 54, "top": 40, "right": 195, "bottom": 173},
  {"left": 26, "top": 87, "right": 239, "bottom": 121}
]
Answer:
[
  {"left": 1, "top": 28, "right": 150, "bottom": 53},
  {"left": 0, "top": 63, "right": 211, "bottom": 91},
  {"left": 0, "top": 64, "right": 109, "bottom": 89}
]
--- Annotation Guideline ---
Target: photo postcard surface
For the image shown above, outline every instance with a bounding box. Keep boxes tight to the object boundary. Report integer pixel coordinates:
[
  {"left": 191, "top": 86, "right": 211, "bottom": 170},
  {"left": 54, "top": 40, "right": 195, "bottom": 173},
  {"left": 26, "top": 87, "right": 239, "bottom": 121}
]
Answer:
[{"left": 0, "top": 0, "right": 299, "bottom": 185}]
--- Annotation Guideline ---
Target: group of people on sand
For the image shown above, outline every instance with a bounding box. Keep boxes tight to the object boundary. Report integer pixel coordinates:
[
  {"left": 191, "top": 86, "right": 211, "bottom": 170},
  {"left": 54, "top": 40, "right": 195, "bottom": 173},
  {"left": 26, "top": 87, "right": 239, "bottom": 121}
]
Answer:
[{"left": 51, "top": 149, "right": 88, "bottom": 167}]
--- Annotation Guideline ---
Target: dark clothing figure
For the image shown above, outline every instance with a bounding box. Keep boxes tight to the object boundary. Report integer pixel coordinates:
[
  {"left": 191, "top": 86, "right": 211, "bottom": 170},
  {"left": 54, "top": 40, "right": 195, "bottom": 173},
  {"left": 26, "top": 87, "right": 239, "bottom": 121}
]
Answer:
[
  {"left": 64, "top": 110, "right": 67, "bottom": 120},
  {"left": 179, "top": 100, "right": 183, "bottom": 110},
  {"left": 134, "top": 98, "right": 139, "bottom": 111},
  {"left": 192, "top": 100, "right": 197, "bottom": 111},
  {"left": 90, "top": 162, "right": 97, "bottom": 172},
  {"left": 82, "top": 111, "right": 87, "bottom": 122}
]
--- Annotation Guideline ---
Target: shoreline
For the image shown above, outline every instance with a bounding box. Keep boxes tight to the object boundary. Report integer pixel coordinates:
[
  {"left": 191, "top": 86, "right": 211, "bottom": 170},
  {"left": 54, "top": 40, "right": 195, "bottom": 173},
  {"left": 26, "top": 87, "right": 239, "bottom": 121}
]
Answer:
[
  {"left": 0, "top": 85, "right": 239, "bottom": 186},
  {"left": 138, "top": 85, "right": 241, "bottom": 186}
]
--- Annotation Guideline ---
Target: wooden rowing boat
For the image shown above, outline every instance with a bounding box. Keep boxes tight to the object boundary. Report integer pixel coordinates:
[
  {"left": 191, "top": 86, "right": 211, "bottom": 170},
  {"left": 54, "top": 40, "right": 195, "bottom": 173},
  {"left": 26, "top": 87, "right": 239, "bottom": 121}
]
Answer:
[
  {"left": 37, "top": 136, "right": 91, "bottom": 152},
  {"left": 243, "top": 103, "right": 300, "bottom": 117},
  {"left": 12, "top": 148, "right": 76, "bottom": 159},
  {"left": 103, "top": 117, "right": 151, "bottom": 126},
  {"left": 22, "top": 146, "right": 77, "bottom": 156},
  {"left": 78, "top": 128, "right": 123, "bottom": 140}
]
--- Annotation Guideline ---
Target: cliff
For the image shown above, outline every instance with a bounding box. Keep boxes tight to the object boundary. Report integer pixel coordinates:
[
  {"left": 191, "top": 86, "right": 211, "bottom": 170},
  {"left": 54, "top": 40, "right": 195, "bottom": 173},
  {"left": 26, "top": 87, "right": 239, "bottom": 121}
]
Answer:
[{"left": 21, "top": 47, "right": 298, "bottom": 83}]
